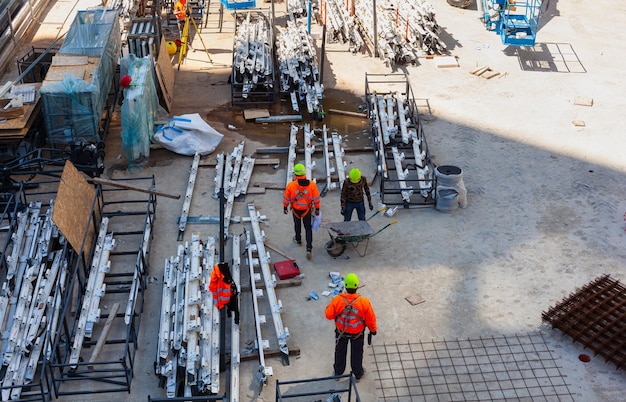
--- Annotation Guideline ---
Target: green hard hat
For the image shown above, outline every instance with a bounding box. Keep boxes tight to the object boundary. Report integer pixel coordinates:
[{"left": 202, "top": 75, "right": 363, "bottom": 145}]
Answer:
[
  {"left": 349, "top": 168, "right": 361, "bottom": 183},
  {"left": 293, "top": 163, "right": 306, "bottom": 176},
  {"left": 344, "top": 273, "right": 359, "bottom": 289}
]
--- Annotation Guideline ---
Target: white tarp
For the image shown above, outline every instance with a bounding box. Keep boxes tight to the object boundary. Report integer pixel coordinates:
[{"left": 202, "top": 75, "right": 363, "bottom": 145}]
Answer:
[{"left": 153, "top": 113, "right": 224, "bottom": 156}]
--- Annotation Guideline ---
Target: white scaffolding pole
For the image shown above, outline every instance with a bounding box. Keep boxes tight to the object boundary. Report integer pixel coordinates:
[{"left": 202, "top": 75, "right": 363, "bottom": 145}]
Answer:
[
  {"left": 229, "top": 234, "right": 241, "bottom": 402},
  {"left": 245, "top": 229, "right": 271, "bottom": 389},
  {"left": 246, "top": 204, "right": 290, "bottom": 362},
  {"left": 331, "top": 131, "right": 347, "bottom": 189},
  {"left": 286, "top": 124, "right": 299, "bottom": 186},
  {"left": 303, "top": 123, "right": 315, "bottom": 180},
  {"left": 178, "top": 152, "right": 201, "bottom": 238}
]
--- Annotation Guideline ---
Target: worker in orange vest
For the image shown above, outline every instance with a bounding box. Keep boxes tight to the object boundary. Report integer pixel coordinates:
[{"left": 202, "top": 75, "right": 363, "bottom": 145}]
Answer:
[
  {"left": 283, "top": 163, "right": 321, "bottom": 260},
  {"left": 325, "top": 273, "right": 377, "bottom": 381},
  {"left": 209, "top": 262, "right": 239, "bottom": 324},
  {"left": 173, "top": 0, "right": 187, "bottom": 34}
]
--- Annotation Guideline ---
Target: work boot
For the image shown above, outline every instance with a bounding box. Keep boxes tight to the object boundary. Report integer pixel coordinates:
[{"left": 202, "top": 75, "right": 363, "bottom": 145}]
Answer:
[
  {"left": 293, "top": 236, "right": 302, "bottom": 246},
  {"left": 306, "top": 249, "right": 312, "bottom": 260},
  {"left": 355, "top": 368, "right": 366, "bottom": 382}
]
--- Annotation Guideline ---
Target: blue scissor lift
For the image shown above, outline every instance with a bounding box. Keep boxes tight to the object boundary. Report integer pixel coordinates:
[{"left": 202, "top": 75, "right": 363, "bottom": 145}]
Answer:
[{"left": 481, "top": 0, "right": 542, "bottom": 46}]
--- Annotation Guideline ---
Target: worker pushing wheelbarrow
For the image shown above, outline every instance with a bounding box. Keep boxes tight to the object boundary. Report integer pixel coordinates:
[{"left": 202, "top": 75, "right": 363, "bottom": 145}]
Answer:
[{"left": 324, "top": 211, "right": 397, "bottom": 257}]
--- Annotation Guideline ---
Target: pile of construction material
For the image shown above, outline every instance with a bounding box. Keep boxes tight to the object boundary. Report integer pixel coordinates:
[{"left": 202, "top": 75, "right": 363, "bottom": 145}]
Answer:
[
  {"left": 287, "top": 0, "right": 307, "bottom": 18},
  {"left": 232, "top": 12, "right": 274, "bottom": 102},
  {"left": 366, "top": 78, "right": 435, "bottom": 205},
  {"left": 324, "top": 0, "right": 364, "bottom": 52},
  {"left": 276, "top": 20, "right": 324, "bottom": 115},
  {"left": 156, "top": 235, "right": 220, "bottom": 397},
  {"left": 39, "top": 9, "right": 122, "bottom": 144},
  {"left": 0, "top": 201, "right": 67, "bottom": 400},
  {"left": 326, "top": 0, "right": 445, "bottom": 65}
]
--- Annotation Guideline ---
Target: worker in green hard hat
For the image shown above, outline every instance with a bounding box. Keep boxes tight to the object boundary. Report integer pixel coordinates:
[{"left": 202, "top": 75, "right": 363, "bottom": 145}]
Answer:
[
  {"left": 325, "top": 273, "right": 377, "bottom": 381},
  {"left": 283, "top": 163, "right": 321, "bottom": 260},
  {"left": 341, "top": 168, "right": 373, "bottom": 221}
]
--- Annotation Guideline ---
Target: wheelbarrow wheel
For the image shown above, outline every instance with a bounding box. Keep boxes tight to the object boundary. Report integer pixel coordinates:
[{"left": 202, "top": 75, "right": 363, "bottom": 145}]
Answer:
[{"left": 325, "top": 240, "right": 346, "bottom": 257}]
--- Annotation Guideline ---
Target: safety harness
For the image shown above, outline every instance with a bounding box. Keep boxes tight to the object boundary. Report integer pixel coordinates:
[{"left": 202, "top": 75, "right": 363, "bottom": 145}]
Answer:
[{"left": 335, "top": 295, "right": 364, "bottom": 342}]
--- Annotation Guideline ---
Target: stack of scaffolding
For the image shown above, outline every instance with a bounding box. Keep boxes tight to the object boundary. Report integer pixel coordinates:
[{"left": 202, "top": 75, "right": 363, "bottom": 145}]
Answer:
[
  {"left": 276, "top": 20, "right": 324, "bottom": 115},
  {"left": 0, "top": 201, "right": 67, "bottom": 400},
  {"left": 324, "top": 0, "right": 364, "bottom": 53},
  {"left": 231, "top": 12, "right": 275, "bottom": 104},
  {"left": 366, "top": 74, "right": 435, "bottom": 206},
  {"left": 156, "top": 235, "right": 220, "bottom": 397},
  {"left": 39, "top": 9, "right": 122, "bottom": 144},
  {"left": 326, "top": 0, "right": 445, "bottom": 65}
]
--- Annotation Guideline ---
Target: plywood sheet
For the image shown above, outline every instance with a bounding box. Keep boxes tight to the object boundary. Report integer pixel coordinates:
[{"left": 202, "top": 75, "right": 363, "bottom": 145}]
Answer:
[
  {"left": 155, "top": 37, "right": 175, "bottom": 112},
  {"left": 52, "top": 161, "right": 98, "bottom": 257},
  {"left": 44, "top": 68, "right": 86, "bottom": 81},
  {"left": 51, "top": 54, "right": 89, "bottom": 66},
  {"left": 243, "top": 108, "right": 270, "bottom": 121}
]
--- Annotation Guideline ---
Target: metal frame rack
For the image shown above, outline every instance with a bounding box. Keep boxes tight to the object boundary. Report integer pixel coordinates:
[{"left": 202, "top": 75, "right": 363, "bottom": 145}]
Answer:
[
  {"left": 276, "top": 374, "right": 362, "bottom": 401},
  {"left": 231, "top": 11, "right": 276, "bottom": 106},
  {"left": 0, "top": 180, "right": 60, "bottom": 402},
  {"left": 48, "top": 176, "right": 156, "bottom": 397},
  {"left": 365, "top": 73, "right": 436, "bottom": 207}
]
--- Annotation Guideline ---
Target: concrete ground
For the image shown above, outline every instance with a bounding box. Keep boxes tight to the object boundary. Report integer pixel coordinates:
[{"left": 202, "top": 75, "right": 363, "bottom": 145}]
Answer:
[{"left": 3, "top": 0, "right": 626, "bottom": 400}]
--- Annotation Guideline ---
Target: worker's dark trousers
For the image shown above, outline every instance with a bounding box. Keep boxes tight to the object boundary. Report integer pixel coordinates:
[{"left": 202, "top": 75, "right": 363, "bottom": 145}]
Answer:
[
  {"left": 343, "top": 201, "right": 366, "bottom": 221},
  {"left": 334, "top": 331, "right": 365, "bottom": 378},
  {"left": 292, "top": 210, "right": 312, "bottom": 250}
]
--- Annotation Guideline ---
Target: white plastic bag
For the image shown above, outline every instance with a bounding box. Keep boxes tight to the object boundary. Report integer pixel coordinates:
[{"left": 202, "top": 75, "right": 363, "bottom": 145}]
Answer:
[
  {"left": 153, "top": 113, "right": 224, "bottom": 156},
  {"left": 312, "top": 212, "right": 322, "bottom": 232}
]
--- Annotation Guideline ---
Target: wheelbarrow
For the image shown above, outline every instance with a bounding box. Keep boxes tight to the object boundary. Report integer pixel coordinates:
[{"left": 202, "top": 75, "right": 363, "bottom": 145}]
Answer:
[{"left": 324, "top": 218, "right": 397, "bottom": 257}]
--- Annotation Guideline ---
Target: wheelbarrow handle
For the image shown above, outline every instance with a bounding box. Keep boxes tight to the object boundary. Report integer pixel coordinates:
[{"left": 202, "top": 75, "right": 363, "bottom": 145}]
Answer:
[{"left": 372, "top": 220, "right": 398, "bottom": 236}]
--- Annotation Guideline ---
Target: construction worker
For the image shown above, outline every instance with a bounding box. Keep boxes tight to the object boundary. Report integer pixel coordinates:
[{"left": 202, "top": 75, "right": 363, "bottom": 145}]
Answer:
[
  {"left": 209, "top": 262, "right": 239, "bottom": 324},
  {"left": 341, "top": 168, "right": 373, "bottom": 221},
  {"left": 173, "top": 0, "right": 187, "bottom": 35},
  {"left": 325, "top": 273, "right": 377, "bottom": 381},
  {"left": 283, "top": 163, "right": 321, "bottom": 260}
]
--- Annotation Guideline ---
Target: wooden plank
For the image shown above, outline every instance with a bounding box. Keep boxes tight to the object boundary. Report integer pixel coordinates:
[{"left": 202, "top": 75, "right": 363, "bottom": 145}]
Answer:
[
  {"left": 470, "top": 65, "right": 488, "bottom": 75},
  {"left": 483, "top": 70, "right": 500, "bottom": 79},
  {"left": 572, "top": 120, "right": 586, "bottom": 127},
  {"left": 574, "top": 96, "right": 593, "bottom": 107},
  {"left": 90, "top": 177, "right": 181, "bottom": 199},
  {"left": 87, "top": 302, "right": 120, "bottom": 368},
  {"left": 155, "top": 36, "right": 175, "bottom": 112},
  {"left": 327, "top": 108, "right": 367, "bottom": 118},
  {"left": 265, "top": 241, "right": 297, "bottom": 261},
  {"left": 243, "top": 108, "right": 270, "bottom": 121},
  {"left": 435, "top": 56, "right": 459, "bottom": 68},
  {"left": 253, "top": 181, "right": 285, "bottom": 190},
  {"left": 51, "top": 54, "right": 89, "bottom": 66},
  {"left": 52, "top": 160, "right": 98, "bottom": 257}
]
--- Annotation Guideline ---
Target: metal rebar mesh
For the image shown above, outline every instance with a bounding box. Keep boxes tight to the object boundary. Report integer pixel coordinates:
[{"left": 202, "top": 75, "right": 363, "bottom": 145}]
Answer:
[
  {"left": 542, "top": 274, "right": 626, "bottom": 370},
  {"left": 371, "top": 333, "right": 574, "bottom": 401}
]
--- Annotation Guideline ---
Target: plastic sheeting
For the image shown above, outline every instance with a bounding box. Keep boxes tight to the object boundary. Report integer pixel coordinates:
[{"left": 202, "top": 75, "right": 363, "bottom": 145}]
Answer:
[
  {"left": 120, "top": 55, "right": 158, "bottom": 169},
  {"left": 153, "top": 114, "right": 224, "bottom": 156},
  {"left": 40, "top": 8, "right": 122, "bottom": 144}
]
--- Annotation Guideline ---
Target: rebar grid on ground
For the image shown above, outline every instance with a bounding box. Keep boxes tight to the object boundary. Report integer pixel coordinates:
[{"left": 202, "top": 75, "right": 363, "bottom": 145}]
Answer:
[
  {"left": 542, "top": 274, "right": 626, "bottom": 370},
  {"left": 370, "top": 332, "right": 575, "bottom": 401}
]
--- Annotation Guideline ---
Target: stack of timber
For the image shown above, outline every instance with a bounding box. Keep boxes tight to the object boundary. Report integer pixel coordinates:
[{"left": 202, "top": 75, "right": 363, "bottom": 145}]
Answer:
[
  {"left": 232, "top": 12, "right": 275, "bottom": 104},
  {"left": 348, "top": 0, "right": 445, "bottom": 65},
  {"left": 276, "top": 20, "right": 324, "bottom": 115}
]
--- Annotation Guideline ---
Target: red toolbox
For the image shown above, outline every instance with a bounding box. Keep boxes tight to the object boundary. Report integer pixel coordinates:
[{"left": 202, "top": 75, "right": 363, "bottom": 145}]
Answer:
[{"left": 274, "top": 259, "right": 300, "bottom": 280}]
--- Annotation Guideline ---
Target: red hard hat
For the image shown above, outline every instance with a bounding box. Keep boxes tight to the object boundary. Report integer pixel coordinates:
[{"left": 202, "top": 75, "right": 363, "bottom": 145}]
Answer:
[{"left": 120, "top": 74, "right": 132, "bottom": 88}]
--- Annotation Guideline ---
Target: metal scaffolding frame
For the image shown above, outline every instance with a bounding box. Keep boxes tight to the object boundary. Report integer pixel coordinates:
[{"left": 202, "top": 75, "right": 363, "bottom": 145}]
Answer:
[
  {"left": 48, "top": 176, "right": 156, "bottom": 397},
  {"left": 365, "top": 73, "right": 436, "bottom": 208}
]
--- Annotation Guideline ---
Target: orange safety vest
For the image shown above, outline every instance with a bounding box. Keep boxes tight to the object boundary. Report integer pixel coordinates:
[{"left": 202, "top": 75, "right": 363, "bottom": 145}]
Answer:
[
  {"left": 209, "top": 265, "right": 232, "bottom": 309},
  {"left": 283, "top": 177, "right": 321, "bottom": 215},
  {"left": 173, "top": 0, "right": 187, "bottom": 21},
  {"left": 325, "top": 293, "right": 377, "bottom": 336}
]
